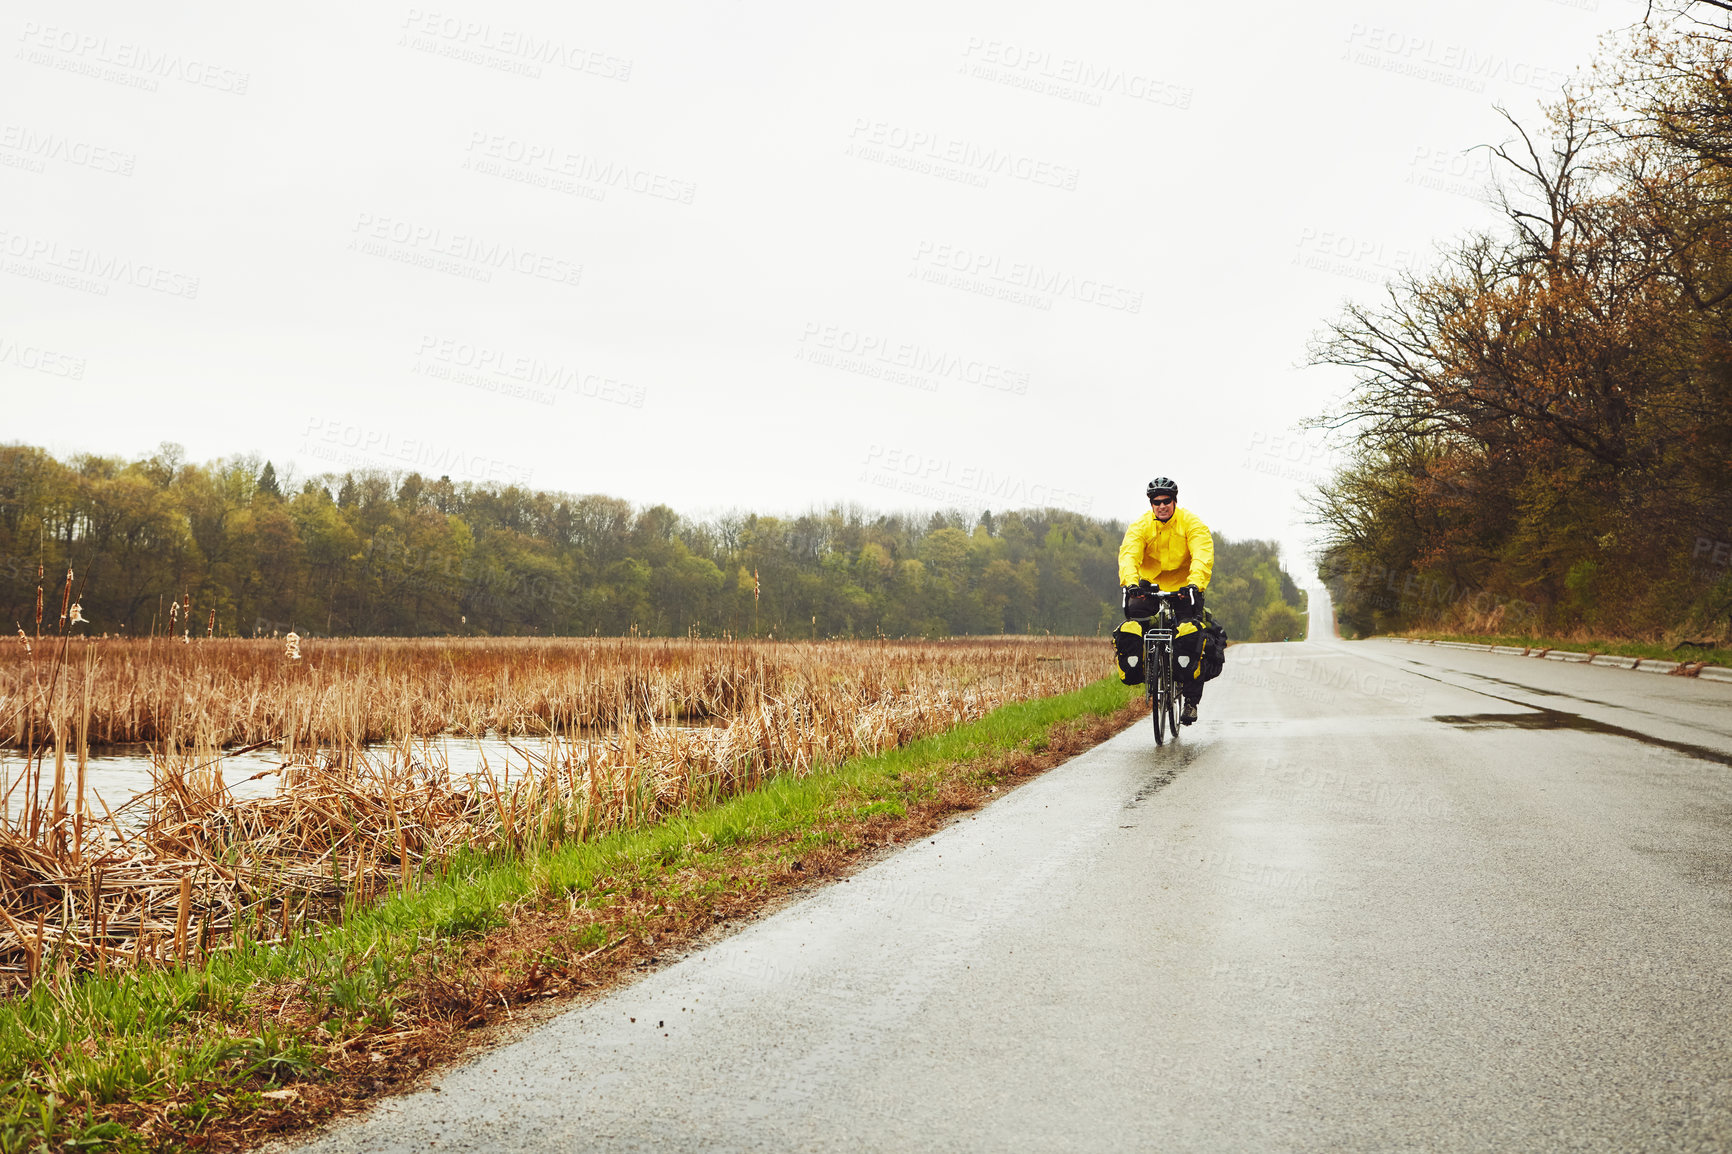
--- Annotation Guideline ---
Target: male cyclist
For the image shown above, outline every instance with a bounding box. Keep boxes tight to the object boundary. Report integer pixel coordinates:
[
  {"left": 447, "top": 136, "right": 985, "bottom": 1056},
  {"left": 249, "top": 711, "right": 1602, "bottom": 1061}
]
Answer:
[{"left": 1119, "top": 477, "right": 1214, "bottom": 724}]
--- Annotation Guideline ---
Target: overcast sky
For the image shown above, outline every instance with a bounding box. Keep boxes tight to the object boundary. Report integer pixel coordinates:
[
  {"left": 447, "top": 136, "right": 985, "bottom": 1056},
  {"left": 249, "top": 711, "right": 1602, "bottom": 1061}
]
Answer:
[{"left": 1, "top": 0, "right": 1648, "bottom": 581}]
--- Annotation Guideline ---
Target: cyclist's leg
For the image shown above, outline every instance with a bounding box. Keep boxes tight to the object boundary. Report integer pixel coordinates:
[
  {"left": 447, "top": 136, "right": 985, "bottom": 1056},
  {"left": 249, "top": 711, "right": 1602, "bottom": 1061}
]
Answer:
[
  {"left": 1180, "top": 680, "right": 1201, "bottom": 724},
  {"left": 1178, "top": 600, "right": 1203, "bottom": 722}
]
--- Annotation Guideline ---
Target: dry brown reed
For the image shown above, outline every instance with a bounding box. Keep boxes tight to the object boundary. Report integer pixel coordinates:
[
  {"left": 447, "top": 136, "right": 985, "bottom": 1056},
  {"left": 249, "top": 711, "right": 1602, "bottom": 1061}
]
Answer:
[
  {"left": 0, "top": 636, "right": 1101, "bottom": 990},
  {"left": 0, "top": 636, "right": 1088, "bottom": 750}
]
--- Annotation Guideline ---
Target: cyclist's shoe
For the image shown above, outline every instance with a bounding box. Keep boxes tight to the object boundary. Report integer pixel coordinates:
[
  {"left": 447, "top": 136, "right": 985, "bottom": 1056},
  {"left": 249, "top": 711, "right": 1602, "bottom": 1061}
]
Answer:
[{"left": 1180, "top": 701, "right": 1199, "bottom": 726}]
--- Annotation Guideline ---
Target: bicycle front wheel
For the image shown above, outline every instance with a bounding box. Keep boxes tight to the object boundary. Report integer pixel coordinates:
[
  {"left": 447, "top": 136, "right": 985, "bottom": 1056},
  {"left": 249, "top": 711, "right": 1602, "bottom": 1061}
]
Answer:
[
  {"left": 1160, "top": 649, "right": 1180, "bottom": 739},
  {"left": 1147, "top": 639, "right": 1170, "bottom": 746}
]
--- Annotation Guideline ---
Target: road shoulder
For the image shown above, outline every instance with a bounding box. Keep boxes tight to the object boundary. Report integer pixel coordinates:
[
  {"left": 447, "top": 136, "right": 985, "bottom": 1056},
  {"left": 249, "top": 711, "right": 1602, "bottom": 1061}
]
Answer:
[{"left": 243, "top": 683, "right": 1148, "bottom": 1152}]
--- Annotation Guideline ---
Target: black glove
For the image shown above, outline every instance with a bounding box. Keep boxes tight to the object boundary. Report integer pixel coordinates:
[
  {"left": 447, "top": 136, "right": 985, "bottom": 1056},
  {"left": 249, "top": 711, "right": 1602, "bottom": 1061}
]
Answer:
[
  {"left": 1180, "top": 584, "right": 1203, "bottom": 610},
  {"left": 1137, "top": 579, "right": 1154, "bottom": 590}
]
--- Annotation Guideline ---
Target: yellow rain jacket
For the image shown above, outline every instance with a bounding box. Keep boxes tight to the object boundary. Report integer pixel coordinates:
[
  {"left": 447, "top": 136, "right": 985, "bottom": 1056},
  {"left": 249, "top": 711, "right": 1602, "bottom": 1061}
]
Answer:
[{"left": 1118, "top": 506, "right": 1214, "bottom": 591}]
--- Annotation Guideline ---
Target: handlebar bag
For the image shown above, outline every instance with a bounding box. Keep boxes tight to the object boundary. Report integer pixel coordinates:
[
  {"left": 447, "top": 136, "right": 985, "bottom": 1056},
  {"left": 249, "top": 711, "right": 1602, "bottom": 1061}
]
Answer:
[{"left": 1123, "top": 586, "right": 1164, "bottom": 618}]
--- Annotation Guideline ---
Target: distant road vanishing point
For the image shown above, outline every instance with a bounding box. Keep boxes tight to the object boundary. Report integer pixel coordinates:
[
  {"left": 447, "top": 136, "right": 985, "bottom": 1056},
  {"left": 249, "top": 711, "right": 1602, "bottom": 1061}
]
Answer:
[{"left": 292, "top": 594, "right": 1732, "bottom": 1153}]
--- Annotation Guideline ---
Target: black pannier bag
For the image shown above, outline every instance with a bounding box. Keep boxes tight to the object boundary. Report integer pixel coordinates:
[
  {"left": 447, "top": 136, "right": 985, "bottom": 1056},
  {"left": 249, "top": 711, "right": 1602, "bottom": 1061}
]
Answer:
[
  {"left": 1172, "top": 618, "right": 1206, "bottom": 686},
  {"left": 1173, "top": 611, "right": 1229, "bottom": 686},
  {"left": 1112, "top": 619, "right": 1146, "bottom": 686},
  {"left": 1200, "top": 615, "right": 1228, "bottom": 681}
]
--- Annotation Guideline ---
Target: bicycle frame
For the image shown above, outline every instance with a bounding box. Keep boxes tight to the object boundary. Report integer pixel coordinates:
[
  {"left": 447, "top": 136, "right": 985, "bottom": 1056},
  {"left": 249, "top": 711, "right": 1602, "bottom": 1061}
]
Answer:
[{"left": 1134, "top": 594, "right": 1182, "bottom": 745}]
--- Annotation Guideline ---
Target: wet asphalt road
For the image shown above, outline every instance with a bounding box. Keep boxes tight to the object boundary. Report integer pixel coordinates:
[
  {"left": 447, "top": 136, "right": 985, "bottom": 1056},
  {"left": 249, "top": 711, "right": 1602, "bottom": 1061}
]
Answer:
[{"left": 293, "top": 605, "right": 1732, "bottom": 1153}]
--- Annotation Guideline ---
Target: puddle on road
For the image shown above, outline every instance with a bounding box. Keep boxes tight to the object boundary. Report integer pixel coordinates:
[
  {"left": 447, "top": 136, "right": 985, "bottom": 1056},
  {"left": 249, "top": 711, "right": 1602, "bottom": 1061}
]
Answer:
[{"left": 1432, "top": 707, "right": 1732, "bottom": 768}]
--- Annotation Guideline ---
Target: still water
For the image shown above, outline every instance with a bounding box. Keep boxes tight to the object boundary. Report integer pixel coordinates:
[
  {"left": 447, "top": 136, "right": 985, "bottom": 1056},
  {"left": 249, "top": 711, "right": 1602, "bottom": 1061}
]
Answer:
[{"left": 0, "top": 735, "right": 560, "bottom": 820}]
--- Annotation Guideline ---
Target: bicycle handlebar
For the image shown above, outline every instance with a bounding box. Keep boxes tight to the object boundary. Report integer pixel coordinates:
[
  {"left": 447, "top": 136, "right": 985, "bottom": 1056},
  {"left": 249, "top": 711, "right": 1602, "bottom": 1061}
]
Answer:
[{"left": 1122, "top": 584, "right": 1203, "bottom": 606}]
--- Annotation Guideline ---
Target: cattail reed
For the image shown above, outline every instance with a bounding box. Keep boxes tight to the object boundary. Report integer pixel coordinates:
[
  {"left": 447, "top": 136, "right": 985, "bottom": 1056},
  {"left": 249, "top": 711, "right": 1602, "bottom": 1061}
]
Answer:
[
  {"left": 2, "top": 636, "right": 1101, "bottom": 751},
  {"left": 0, "top": 636, "right": 1098, "bottom": 989}
]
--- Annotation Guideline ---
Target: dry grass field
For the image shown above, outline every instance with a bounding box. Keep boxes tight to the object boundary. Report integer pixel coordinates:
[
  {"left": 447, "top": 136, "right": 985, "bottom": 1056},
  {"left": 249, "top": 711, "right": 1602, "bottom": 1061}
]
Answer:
[
  {"left": 2, "top": 634, "right": 1094, "bottom": 749},
  {"left": 0, "top": 633, "right": 1102, "bottom": 990}
]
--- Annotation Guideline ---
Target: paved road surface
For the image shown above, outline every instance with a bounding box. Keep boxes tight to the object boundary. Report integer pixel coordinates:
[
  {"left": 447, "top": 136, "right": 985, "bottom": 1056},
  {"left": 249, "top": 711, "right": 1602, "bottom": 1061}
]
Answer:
[{"left": 295, "top": 598, "right": 1732, "bottom": 1152}]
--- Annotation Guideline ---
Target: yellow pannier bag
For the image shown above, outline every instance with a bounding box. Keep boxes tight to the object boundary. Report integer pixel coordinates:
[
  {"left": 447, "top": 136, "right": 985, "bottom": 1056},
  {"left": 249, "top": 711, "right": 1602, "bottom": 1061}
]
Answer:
[
  {"left": 1111, "top": 619, "right": 1145, "bottom": 685},
  {"left": 1174, "top": 614, "right": 1228, "bottom": 683},
  {"left": 1174, "top": 620, "right": 1205, "bottom": 683}
]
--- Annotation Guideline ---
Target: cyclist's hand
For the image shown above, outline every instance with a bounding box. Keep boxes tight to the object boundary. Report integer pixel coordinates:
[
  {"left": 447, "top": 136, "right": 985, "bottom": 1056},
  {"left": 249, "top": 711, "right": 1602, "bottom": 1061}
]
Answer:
[
  {"left": 1137, "top": 579, "right": 1154, "bottom": 590},
  {"left": 1180, "top": 583, "right": 1203, "bottom": 608}
]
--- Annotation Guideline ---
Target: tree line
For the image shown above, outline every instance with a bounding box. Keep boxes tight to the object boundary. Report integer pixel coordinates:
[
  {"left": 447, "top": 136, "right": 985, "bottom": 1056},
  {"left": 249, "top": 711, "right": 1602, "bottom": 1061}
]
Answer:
[
  {"left": 1311, "top": 5, "right": 1732, "bottom": 642},
  {"left": 0, "top": 443, "right": 1307, "bottom": 643}
]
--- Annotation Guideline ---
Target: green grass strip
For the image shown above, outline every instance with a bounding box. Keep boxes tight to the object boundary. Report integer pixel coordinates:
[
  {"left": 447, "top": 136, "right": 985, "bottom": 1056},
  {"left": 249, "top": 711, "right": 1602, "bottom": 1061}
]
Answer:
[
  {"left": 1393, "top": 630, "right": 1732, "bottom": 670},
  {"left": 0, "top": 677, "right": 1137, "bottom": 1153}
]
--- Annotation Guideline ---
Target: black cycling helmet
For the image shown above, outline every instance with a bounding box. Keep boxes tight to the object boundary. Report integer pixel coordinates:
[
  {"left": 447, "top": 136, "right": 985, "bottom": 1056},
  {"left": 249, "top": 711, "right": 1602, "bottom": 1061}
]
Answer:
[{"left": 1145, "top": 477, "right": 1178, "bottom": 500}]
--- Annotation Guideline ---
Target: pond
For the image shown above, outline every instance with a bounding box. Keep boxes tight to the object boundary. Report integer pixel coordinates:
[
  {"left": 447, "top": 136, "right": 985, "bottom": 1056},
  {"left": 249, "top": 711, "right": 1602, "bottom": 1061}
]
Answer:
[{"left": 0, "top": 734, "right": 567, "bottom": 822}]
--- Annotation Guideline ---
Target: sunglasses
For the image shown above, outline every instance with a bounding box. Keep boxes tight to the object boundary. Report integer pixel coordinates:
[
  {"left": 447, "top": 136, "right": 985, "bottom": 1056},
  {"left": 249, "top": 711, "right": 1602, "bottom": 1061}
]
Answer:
[{"left": 1150, "top": 496, "right": 1176, "bottom": 506}]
